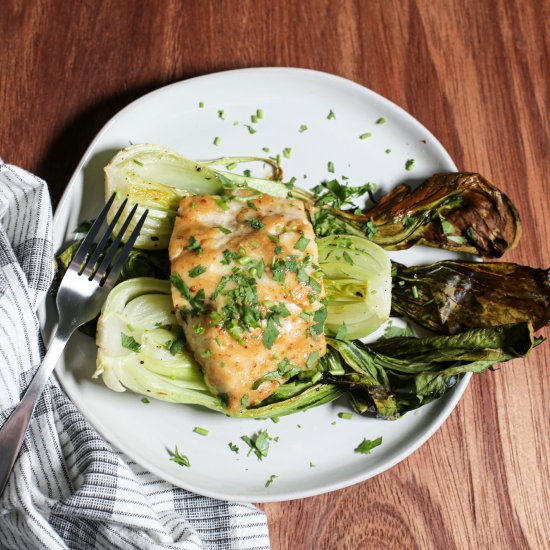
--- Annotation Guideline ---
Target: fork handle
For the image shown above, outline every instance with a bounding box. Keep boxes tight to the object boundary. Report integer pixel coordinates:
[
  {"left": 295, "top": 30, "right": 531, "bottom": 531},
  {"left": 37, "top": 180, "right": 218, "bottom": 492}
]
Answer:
[{"left": 0, "top": 322, "right": 73, "bottom": 496}]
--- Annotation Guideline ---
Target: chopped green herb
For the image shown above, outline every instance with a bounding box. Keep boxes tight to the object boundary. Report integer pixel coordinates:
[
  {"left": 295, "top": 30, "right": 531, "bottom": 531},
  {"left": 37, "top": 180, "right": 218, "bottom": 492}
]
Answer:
[
  {"left": 193, "top": 427, "right": 209, "bottom": 436},
  {"left": 262, "top": 146, "right": 270, "bottom": 153},
  {"left": 338, "top": 412, "right": 353, "bottom": 419},
  {"left": 309, "top": 462, "right": 316, "bottom": 468},
  {"left": 294, "top": 236, "right": 310, "bottom": 251},
  {"left": 327, "top": 109, "right": 336, "bottom": 120},
  {"left": 335, "top": 322, "right": 347, "bottom": 340},
  {"left": 249, "top": 218, "right": 265, "bottom": 230},
  {"left": 265, "top": 474, "right": 278, "bottom": 487},
  {"left": 241, "top": 430, "right": 271, "bottom": 460},
  {"left": 412, "top": 285, "right": 419, "bottom": 299},
  {"left": 217, "top": 109, "right": 226, "bottom": 119},
  {"left": 169, "top": 334, "right": 187, "bottom": 355},
  {"left": 251, "top": 114, "right": 258, "bottom": 123},
  {"left": 405, "top": 158, "right": 416, "bottom": 171},
  {"left": 241, "top": 395, "right": 249, "bottom": 408},
  {"left": 226, "top": 162, "right": 238, "bottom": 170},
  {"left": 271, "top": 416, "right": 280, "bottom": 423},
  {"left": 262, "top": 319, "right": 279, "bottom": 349},
  {"left": 385, "top": 149, "right": 391, "bottom": 154},
  {"left": 299, "top": 124, "right": 308, "bottom": 133},
  {"left": 217, "top": 226, "right": 232, "bottom": 235},
  {"left": 168, "top": 446, "right": 190, "bottom": 467},
  {"left": 359, "top": 132, "right": 372, "bottom": 140},
  {"left": 274, "top": 245, "right": 282, "bottom": 254},
  {"left": 342, "top": 251, "right": 354, "bottom": 266},
  {"left": 199, "top": 101, "right": 204, "bottom": 108},
  {"left": 376, "top": 117, "right": 386, "bottom": 124},
  {"left": 213, "top": 136, "right": 221, "bottom": 146},
  {"left": 201, "top": 350, "right": 212, "bottom": 358},
  {"left": 257, "top": 108, "right": 263, "bottom": 119},
  {"left": 133, "top": 159, "right": 144, "bottom": 167},
  {"left": 188, "top": 265, "right": 207, "bottom": 278},
  {"left": 245, "top": 124, "right": 256, "bottom": 134},
  {"left": 243, "top": 169, "right": 252, "bottom": 177},
  {"left": 228, "top": 442, "right": 239, "bottom": 453},
  {"left": 354, "top": 436, "right": 383, "bottom": 454},
  {"left": 327, "top": 161, "right": 335, "bottom": 173},
  {"left": 186, "top": 236, "right": 203, "bottom": 254},
  {"left": 283, "top": 147, "right": 292, "bottom": 159},
  {"left": 141, "top": 397, "right": 150, "bottom": 404},
  {"left": 121, "top": 333, "right": 141, "bottom": 353},
  {"left": 306, "top": 351, "right": 319, "bottom": 369}
]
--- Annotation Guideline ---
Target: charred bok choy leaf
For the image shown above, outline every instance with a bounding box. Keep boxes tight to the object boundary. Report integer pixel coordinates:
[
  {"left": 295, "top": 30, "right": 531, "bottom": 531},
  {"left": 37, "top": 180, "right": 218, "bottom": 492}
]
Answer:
[
  {"left": 391, "top": 261, "right": 550, "bottom": 334},
  {"left": 308, "top": 173, "right": 521, "bottom": 258},
  {"left": 327, "top": 322, "right": 539, "bottom": 419}
]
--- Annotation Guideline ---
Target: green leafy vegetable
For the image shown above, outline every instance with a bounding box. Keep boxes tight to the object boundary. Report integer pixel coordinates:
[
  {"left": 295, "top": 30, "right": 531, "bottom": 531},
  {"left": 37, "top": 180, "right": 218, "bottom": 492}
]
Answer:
[
  {"left": 391, "top": 261, "right": 550, "bottom": 334},
  {"left": 327, "top": 322, "right": 539, "bottom": 419},
  {"left": 241, "top": 430, "right": 271, "bottom": 460}
]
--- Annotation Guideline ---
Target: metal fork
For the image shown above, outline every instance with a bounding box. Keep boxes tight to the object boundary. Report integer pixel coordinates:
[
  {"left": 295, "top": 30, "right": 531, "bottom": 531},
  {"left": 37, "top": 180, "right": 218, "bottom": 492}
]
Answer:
[{"left": 0, "top": 193, "right": 148, "bottom": 496}]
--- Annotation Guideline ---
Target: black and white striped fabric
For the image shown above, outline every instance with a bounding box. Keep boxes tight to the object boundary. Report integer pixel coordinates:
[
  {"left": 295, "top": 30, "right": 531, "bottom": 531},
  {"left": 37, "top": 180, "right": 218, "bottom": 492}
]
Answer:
[{"left": 0, "top": 161, "right": 270, "bottom": 550}]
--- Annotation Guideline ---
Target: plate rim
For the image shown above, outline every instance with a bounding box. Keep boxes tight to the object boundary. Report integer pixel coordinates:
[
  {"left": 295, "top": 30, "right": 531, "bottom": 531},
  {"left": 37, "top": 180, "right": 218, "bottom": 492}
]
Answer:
[{"left": 49, "top": 67, "right": 471, "bottom": 502}]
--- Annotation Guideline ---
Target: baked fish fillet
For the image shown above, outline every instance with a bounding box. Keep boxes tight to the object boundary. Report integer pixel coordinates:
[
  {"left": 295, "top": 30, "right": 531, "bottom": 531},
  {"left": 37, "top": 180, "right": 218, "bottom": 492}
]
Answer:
[{"left": 169, "top": 193, "right": 327, "bottom": 412}]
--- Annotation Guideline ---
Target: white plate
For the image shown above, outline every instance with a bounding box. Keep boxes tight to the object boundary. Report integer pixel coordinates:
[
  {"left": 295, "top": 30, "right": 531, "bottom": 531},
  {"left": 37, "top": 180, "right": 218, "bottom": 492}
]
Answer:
[{"left": 41, "top": 68, "right": 470, "bottom": 502}]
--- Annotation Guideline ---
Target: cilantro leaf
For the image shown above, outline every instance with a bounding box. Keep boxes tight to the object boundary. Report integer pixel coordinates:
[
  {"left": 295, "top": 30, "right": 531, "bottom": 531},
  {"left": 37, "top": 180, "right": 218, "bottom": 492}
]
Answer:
[
  {"left": 121, "top": 333, "right": 140, "bottom": 353},
  {"left": 354, "top": 436, "right": 383, "bottom": 454},
  {"left": 167, "top": 446, "right": 191, "bottom": 467}
]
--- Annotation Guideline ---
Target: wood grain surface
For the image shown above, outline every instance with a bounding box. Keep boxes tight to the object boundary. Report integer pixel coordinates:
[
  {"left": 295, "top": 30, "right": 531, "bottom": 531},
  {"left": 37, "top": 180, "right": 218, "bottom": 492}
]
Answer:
[{"left": 1, "top": 1, "right": 548, "bottom": 548}]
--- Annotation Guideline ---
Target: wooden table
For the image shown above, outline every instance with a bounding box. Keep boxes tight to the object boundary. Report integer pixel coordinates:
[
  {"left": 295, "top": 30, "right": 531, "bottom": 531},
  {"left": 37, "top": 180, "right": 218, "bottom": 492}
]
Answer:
[{"left": 2, "top": 1, "right": 548, "bottom": 548}]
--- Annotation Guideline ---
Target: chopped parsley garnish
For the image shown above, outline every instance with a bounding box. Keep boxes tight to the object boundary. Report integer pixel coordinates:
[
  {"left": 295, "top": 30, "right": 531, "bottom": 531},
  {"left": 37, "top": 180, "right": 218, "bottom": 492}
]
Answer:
[
  {"left": 169, "top": 334, "right": 187, "bottom": 355},
  {"left": 309, "top": 307, "right": 327, "bottom": 337},
  {"left": 168, "top": 446, "right": 190, "bottom": 467},
  {"left": 283, "top": 147, "right": 292, "bottom": 159},
  {"left": 228, "top": 442, "right": 239, "bottom": 453},
  {"left": 312, "top": 179, "right": 376, "bottom": 209},
  {"left": 241, "top": 430, "right": 271, "bottom": 460},
  {"left": 188, "top": 265, "right": 207, "bottom": 278},
  {"left": 338, "top": 412, "right": 353, "bottom": 419},
  {"left": 306, "top": 351, "right": 319, "bottom": 369},
  {"left": 141, "top": 397, "right": 150, "bottom": 404},
  {"left": 354, "top": 436, "right": 383, "bottom": 454},
  {"left": 216, "top": 226, "right": 232, "bottom": 235},
  {"left": 364, "top": 218, "right": 378, "bottom": 238},
  {"left": 299, "top": 124, "right": 308, "bottom": 133},
  {"left": 274, "top": 245, "right": 282, "bottom": 254},
  {"left": 262, "top": 318, "right": 279, "bottom": 349},
  {"left": 198, "top": 101, "right": 204, "bottom": 108},
  {"left": 405, "top": 158, "right": 416, "bottom": 171},
  {"left": 342, "top": 251, "right": 354, "bottom": 266},
  {"left": 245, "top": 124, "right": 256, "bottom": 134},
  {"left": 248, "top": 218, "right": 265, "bottom": 230},
  {"left": 327, "top": 161, "right": 335, "bottom": 173},
  {"left": 294, "top": 236, "right": 310, "bottom": 251},
  {"left": 217, "top": 109, "right": 225, "bottom": 119},
  {"left": 327, "top": 109, "right": 336, "bottom": 120},
  {"left": 121, "top": 333, "right": 140, "bottom": 353},
  {"left": 335, "top": 322, "right": 347, "bottom": 340},
  {"left": 185, "top": 236, "right": 203, "bottom": 254},
  {"left": 193, "top": 427, "right": 209, "bottom": 436},
  {"left": 170, "top": 273, "right": 205, "bottom": 315},
  {"left": 359, "top": 132, "right": 372, "bottom": 140},
  {"left": 262, "top": 146, "right": 270, "bottom": 153},
  {"left": 256, "top": 108, "right": 263, "bottom": 119},
  {"left": 385, "top": 149, "right": 392, "bottom": 154},
  {"left": 265, "top": 474, "right": 278, "bottom": 487},
  {"left": 376, "top": 117, "right": 386, "bottom": 124},
  {"left": 213, "top": 136, "right": 221, "bottom": 146}
]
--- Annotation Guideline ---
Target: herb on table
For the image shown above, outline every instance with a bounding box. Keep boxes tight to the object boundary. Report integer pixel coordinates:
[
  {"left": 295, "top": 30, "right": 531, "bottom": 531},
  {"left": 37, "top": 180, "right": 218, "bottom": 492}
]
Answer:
[
  {"left": 217, "top": 109, "right": 226, "bottom": 119},
  {"left": 354, "top": 436, "right": 383, "bottom": 454},
  {"left": 213, "top": 137, "right": 221, "bottom": 146},
  {"left": 376, "top": 117, "right": 386, "bottom": 124},
  {"left": 141, "top": 397, "right": 150, "bottom": 404},
  {"left": 228, "top": 442, "right": 239, "bottom": 453},
  {"left": 359, "top": 132, "right": 372, "bottom": 140},
  {"left": 327, "top": 161, "right": 335, "bottom": 173},
  {"left": 299, "top": 124, "right": 308, "bottom": 133},
  {"left": 338, "top": 412, "right": 353, "bottom": 419},
  {"left": 193, "top": 427, "right": 209, "bottom": 436},
  {"left": 245, "top": 124, "right": 256, "bottom": 134},
  {"left": 121, "top": 333, "right": 140, "bottom": 353},
  {"left": 327, "top": 109, "right": 336, "bottom": 120},
  {"left": 405, "top": 158, "right": 416, "bottom": 171},
  {"left": 168, "top": 446, "right": 191, "bottom": 467}
]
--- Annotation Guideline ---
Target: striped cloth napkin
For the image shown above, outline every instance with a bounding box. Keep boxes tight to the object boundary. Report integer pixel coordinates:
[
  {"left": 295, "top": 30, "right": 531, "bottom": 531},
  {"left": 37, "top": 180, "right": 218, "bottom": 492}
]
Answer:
[{"left": 0, "top": 160, "right": 270, "bottom": 550}]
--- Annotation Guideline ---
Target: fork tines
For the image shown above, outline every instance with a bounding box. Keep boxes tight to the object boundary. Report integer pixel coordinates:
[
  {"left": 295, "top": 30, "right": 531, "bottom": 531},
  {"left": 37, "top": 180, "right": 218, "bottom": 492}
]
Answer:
[{"left": 70, "top": 193, "right": 149, "bottom": 288}]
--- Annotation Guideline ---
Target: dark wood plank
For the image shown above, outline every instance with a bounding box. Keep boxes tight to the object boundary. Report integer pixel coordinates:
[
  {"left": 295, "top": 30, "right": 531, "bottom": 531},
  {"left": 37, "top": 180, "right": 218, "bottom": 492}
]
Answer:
[{"left": 1, "top": 1, "right": 548, "bottom": 548}]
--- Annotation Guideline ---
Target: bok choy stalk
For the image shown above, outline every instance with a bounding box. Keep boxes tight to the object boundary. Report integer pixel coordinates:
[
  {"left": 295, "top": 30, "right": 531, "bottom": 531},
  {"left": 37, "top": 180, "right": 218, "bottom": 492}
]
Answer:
[
  {"left": 318, "top": 235, "right": 391, "bottom": 339},
  {"left": 104, "top": 144, "right": 288, "bottom": 249},
  {"left": 391, "top": 261, "right": 550, "bottom": 334},
  {"left": 94, "top": 277, "right": 343, "bottom": 418},
  {"left": 327, "top": 322, "right": 539, "bottom": 419}
]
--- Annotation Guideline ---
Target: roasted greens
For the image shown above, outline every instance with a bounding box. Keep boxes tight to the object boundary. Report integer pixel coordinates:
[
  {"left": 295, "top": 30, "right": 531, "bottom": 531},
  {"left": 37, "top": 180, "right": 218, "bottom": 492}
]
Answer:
[{"left": 391, "top": 261, "right": 550, "bottom": 334}]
